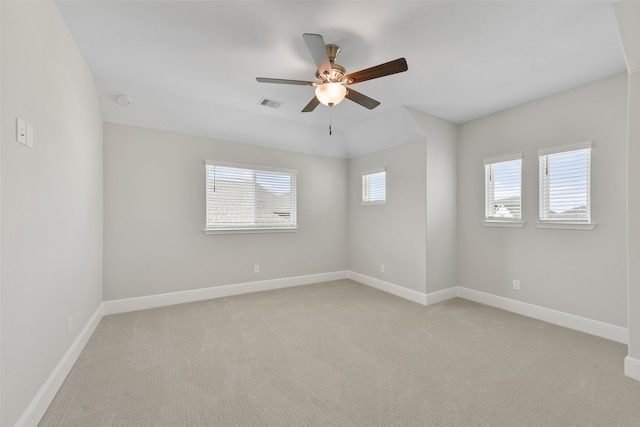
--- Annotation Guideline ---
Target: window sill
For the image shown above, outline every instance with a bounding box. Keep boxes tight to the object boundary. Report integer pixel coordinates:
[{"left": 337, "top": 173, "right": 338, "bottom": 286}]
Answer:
[
  {"left": 482, "top": 220, "right": 526, "bottom": 228},
  {"left": 535, "top": 222, "right": 596, "bottom": 230},
  {"left": 204, "top": 227, "right": 299, "bottom": 235}
]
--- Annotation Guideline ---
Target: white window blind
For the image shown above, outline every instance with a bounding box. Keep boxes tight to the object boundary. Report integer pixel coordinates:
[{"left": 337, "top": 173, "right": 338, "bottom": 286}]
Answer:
[
  {"left": 362, "top": 168, "right": 386, "bottom": 205},
  {"left": 538, "top": 142, "right": 591, "bottom": 222},
  {"left": 205, "top": 161, "right": 297, "bottom": 232},
  {"left": 484, "top": 155, "right": 522, "bottom": 220}
]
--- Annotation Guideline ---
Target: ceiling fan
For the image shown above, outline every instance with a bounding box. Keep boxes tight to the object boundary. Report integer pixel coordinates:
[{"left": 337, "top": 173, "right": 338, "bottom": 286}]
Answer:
[{"left": 256, "top": 33, "right": 408, "bottom": 113}]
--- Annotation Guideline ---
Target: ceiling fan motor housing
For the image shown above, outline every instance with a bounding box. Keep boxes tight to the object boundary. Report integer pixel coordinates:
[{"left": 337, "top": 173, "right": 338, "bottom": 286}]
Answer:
[
  {"left": 317, "top": 64, "right": 346, "bottom": 83},
  {"left": 316, "top": 44, "right": 346, "bottom": 82}
]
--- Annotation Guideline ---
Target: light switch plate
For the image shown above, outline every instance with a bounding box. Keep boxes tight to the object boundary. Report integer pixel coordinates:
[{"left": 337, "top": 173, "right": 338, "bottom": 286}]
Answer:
[{"left": 16, "top": 118, "right": 26, "bottom": 144}]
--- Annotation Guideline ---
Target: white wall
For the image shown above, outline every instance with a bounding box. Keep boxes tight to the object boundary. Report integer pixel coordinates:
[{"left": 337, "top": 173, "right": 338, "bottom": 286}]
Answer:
[
  {"left": 1, "top": 2, "right": 104, "bottom": 425},
  {"left": 458, "top": 73, "right": 628, "bottom": 327},
  {"left": 347, "top": 139, "right": 428, "bottom": 294},
  {"left": 103, "top": 123, "right": 348, "bottom": 301}
]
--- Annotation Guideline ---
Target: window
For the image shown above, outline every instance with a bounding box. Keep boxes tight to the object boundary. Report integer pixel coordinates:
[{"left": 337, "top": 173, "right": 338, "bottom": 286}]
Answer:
[
  {"left": 362, "top": 168, "right": 386, "bottom": 205},
  {"left": 538, "top": 142, "right": 592, "bottom": 224},
  {"left": 205, "top": 161, "right": 297, "bottom": 233},
  {"left": 484, "top": 155, "right": 522, "bottom": 221}
]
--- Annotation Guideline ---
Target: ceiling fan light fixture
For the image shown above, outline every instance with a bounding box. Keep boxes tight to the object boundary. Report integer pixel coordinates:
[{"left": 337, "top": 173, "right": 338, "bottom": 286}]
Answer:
[
  {"left": 315, "top": 82, "right": 347, "bottom": 107},
  {"left": 256, "top": 33, "right": 408, "bottom": 113}
]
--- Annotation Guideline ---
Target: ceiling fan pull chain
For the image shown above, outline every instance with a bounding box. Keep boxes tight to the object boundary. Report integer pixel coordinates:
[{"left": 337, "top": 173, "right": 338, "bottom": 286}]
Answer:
[{"left": 329, "top": 105, "right": 333, "bottom": 136}]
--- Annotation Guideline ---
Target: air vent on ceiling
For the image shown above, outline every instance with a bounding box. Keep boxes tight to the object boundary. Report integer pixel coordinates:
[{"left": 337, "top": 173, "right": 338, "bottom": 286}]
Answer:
[{"left": 259, "top": 97, "right": 284, "bottom": 109}]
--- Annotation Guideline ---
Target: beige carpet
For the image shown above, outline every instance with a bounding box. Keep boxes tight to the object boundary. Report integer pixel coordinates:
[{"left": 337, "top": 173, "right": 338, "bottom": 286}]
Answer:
[{"left": 40, "top": 280, "right": 640, "bottom": 426}]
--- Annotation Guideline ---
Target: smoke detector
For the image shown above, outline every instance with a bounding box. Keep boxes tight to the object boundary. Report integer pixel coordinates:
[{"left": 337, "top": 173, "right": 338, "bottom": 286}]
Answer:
[{"left": 116, "top": 95, "right": 132, "bottom": 107}]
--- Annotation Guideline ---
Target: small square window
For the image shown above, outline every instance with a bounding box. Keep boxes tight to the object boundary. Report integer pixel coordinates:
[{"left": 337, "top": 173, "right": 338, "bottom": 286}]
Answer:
[{"left": 362, "top": 168, "right": 386, "bottom": 205}]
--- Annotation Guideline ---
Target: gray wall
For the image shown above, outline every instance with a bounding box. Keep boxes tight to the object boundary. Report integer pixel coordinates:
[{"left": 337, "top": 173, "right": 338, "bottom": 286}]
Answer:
[
  {"left": 627, "top": 68, "right": 640, "bottom": 364},
  {"left": 106, "top": 110, "right": 457, "bottom": 303},
  {"left": 347, "top": 139, "right": 428, "bottom": 293},
  {"left": 1, "top": 2, "right": 104, "bottom": 425},
  {"left": 457, "top": 73, "right": 628, "bottom": 327},
  {"left": 409, "top": 109, "right": 458, "bottom": 294},
  {"left": 103, "top": 123, "right": 348, "bottom": 301},
  {"left": 615, "top": 0, "right": 640, "bottom": 375},
  {"left": 345, "top": 109, "right": 458, "bottom": 297}
]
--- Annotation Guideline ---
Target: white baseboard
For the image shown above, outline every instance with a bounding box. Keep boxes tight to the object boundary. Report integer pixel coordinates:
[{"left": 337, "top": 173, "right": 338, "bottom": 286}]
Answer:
[
  {"left": 15, "top": 303, "right": 104, "bottom": 427},
  {"left": 426, "top": 287, "right": 458, "bottom": 305},
  {"left": 102, "top": 277, "right": 631, "bottom": 345},
  {"left": 456, "top": 287, "right": 628, "bottom": 344},
  {"left": 625, "top": 356, "right": 640, "bottom": 380},
  {"left": 347, "top": 271, "right": 428, "bottom": 305},
  {"left": 346, "top": 271, "right": 459, "bottom": 307},
  {"left": 345, "top": 273, "right": 628, "bottom": 344},
  {"left": 104, "top": 271, "right": 349, "bottom": 315}
]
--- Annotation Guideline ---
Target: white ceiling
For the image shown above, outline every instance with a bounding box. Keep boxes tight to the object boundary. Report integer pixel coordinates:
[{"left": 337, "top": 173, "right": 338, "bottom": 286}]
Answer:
[{"left": 55, "top": 0, "right": 627, "bottom": 158}]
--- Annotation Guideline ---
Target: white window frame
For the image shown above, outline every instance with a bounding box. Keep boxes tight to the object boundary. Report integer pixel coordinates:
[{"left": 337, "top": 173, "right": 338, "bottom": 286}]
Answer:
[
  {"left": 204, "top": 160, "right": 298, "bottom": 234},
  {"left": 482, "top": 154, "right": 525, "bottom": 228},
  {"left": 362, "top": 167, "right": 386, "bottom": 206},
  {"left": 537, "top": 141, "right": 595, "bottom": 230}
]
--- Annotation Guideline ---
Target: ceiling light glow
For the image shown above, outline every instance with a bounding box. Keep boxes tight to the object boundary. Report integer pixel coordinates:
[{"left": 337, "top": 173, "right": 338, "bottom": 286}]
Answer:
[{"left": 315, "top": 83, "right": 347, "bottom": 107}]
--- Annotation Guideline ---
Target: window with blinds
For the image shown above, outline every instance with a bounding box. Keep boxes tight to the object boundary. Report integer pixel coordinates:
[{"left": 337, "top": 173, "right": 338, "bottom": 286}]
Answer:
[
  {"left": 539, "top": 142, "right": 591, "bottom": 222},
  {"left": 205, "top": 161, "right": 297, "bottom": 232},
  {"left": 362, "top": 168, "right": 386, "bottom": 205},
  {"left": 484, "top": 155, "right": 522, "bottom": 220}
]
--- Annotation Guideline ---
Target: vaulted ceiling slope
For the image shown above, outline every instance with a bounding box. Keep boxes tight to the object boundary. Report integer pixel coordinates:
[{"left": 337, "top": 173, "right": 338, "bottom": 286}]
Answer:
[{"left": 55, "top": 0, "right": 626, "bottom": 158}]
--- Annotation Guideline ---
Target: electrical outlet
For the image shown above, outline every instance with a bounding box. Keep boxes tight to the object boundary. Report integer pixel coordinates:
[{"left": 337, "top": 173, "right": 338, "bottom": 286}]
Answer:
[
  {"left": 254, "top": 265, "right": 259, "bottom": 274},
  {"left": 381, "top": 264, "right": 385, "bottom": 273},
  {"left": 512, "top": 279, "right": 521, "bottom": 290},
  {"left": 67, "top": 316, "right": 72, "bottom": 336}
]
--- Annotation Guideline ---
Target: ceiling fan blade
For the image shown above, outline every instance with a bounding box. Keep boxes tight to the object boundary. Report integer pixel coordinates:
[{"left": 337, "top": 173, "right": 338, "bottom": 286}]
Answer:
[
  {"left": 303, "top": 33, "right": 331, "bottom": 77},
  {"left": 301, "top": 96, "right": 320, "bottom": 112},
  {"left": 256, "top": 77, "right": 314, "bottom": 86},
  {"left": 345, "top": 88, "right": 381, "bottom": 110},
  {"left": 344, "top": 58, "right": 408, "bottom": 85}
]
